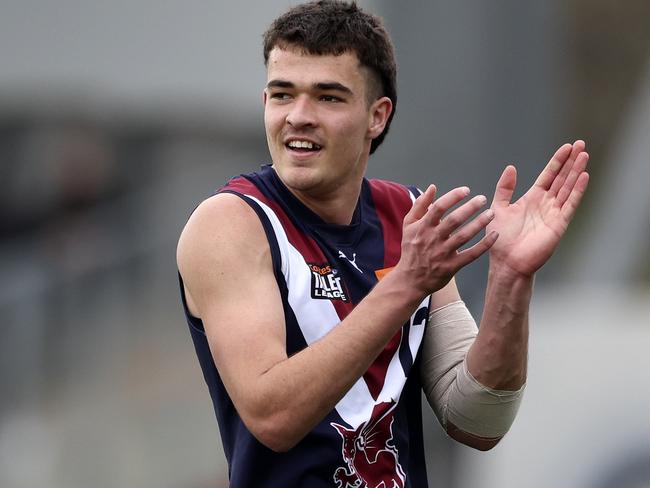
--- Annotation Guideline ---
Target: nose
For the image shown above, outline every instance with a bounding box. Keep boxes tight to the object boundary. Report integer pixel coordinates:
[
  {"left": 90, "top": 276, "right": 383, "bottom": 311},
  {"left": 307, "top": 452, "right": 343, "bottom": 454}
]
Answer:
[{"left": 286, "top": 95, "right": 317, "bottom": 129}]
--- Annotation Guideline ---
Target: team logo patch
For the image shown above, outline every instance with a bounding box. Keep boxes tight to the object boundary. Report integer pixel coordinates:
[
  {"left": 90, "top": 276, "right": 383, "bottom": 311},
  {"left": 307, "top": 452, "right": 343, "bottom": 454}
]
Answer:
[
  {"left": 308, "top": 263, "right": 349, "bottom": 302},
  {"left": 331, "top": 401, "right": 406, "bottom": 488}
]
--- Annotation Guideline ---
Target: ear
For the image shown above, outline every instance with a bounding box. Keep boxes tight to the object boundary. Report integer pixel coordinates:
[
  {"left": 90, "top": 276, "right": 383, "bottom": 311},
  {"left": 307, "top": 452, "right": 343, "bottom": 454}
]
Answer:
[{"left": 367, "top": 96, "right": 393, "bottom": 140}]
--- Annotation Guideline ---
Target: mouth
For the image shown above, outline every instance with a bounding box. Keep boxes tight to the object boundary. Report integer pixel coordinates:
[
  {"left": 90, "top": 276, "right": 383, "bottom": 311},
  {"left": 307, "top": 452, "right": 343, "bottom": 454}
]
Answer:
[{"left": 285, "top": 139, "right": 323, "bottom": 154}]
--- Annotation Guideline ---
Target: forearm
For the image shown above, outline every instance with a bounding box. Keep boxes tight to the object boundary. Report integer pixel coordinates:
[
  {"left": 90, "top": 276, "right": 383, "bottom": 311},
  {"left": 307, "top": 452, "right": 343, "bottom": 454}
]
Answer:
[
  {"left": 245, "top": 269, "right": 425, "bottom": 451},
  {"left": 466, "top": 263, "right": 533, "bottom": 390},
  {"left": 421, "top": 299, "right": 524, "bottom": 451}
]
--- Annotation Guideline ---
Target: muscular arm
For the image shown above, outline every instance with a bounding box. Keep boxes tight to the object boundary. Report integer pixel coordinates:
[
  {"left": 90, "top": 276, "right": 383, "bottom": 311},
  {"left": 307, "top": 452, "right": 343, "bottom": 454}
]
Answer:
[
  {"left": 422, "top": 140, "right": 589, "bottom": 450},
  {"left": 178, "top": 185, "right": 495, "bottom": 452}
]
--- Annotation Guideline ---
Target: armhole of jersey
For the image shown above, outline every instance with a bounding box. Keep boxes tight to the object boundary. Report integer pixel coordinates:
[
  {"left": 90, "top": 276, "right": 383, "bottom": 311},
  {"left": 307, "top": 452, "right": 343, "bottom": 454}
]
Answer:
[
  {"left": 219, "top": 190, "right": 284, "bottom": 288},
  {"left": 177, "top": 190, "right": 284, "bottom": 333},
  {"left": 178, "top": 272, "right": 206, "bottom": 333}
]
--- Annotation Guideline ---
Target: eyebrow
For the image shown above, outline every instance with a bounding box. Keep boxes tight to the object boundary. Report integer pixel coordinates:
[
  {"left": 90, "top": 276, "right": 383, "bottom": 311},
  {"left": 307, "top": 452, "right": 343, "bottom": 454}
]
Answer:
[
  {"left": 266, "top": 79, "right": 294, "bottom": 89},
  {"left": 266, "top": 79, "right": 354, "bottom": 95}
]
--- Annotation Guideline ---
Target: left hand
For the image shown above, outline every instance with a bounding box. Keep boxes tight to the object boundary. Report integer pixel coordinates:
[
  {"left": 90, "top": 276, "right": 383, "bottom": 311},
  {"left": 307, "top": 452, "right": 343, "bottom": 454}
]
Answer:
[{"left": 487, "top": 140, "right": 590, "bottom": 276}]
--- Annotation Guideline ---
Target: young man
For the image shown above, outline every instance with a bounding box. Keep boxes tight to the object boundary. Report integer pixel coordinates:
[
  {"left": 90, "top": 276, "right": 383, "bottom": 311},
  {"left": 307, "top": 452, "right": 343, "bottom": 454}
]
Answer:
[{"left": 177, "top": 1, "right": 589, "bottom": 486}]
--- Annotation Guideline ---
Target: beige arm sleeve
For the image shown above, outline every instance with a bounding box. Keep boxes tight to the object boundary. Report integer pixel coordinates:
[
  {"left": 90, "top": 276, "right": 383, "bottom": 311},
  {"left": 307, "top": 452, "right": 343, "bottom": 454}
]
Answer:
[{"left": 420, "top": 300, "right": 525, "bottom": 439}]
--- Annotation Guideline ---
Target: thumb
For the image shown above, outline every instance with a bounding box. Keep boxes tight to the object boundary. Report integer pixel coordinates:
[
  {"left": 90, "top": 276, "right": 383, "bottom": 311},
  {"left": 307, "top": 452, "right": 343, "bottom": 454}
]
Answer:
[
  {"left": 404, "top": 184, "right": 436, "bottom": 225},
  {"left": 491, "top": 165, "right": 517, "bottom": 208}
]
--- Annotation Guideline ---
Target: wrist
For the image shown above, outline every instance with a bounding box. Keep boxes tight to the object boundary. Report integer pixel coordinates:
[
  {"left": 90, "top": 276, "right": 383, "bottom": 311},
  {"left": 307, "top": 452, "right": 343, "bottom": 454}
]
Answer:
[
  {"left": 485, "top": 261, "right": 535, "bottom": 308},
  {"left": 376, "top": 266, "right": 429, "bottom": 310},
  {"left": 488, "top": 258, "right": 536, "bottom": 283}
]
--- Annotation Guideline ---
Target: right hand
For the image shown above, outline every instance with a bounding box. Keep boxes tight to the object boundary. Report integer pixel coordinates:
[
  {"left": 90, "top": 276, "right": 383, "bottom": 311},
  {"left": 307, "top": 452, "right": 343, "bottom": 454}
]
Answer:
[{"left": 397, "top": 185, "right": 498, "bottom": 295}]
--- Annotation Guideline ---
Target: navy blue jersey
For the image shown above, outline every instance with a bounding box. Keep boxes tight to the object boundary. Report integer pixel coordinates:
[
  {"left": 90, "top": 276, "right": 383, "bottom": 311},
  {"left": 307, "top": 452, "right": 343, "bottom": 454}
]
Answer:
[{"left": 179, "top": 165, "right": 431, "bottom": 487}]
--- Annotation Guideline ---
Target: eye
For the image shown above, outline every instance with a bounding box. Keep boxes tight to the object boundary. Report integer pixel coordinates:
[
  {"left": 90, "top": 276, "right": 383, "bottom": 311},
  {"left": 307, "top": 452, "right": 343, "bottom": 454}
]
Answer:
[
  {"left": 270, "top": 92, "right": 291, "bottom": 101},
  {"left": 320, "top": 94, "right": 342, "bottom": 102}
]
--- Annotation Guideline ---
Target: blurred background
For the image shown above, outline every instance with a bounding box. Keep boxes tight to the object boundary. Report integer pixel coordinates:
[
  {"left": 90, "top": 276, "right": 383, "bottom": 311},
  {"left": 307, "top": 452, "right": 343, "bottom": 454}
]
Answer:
[{"left": 1, "top": 1, "right": 649, "bottom": 487}]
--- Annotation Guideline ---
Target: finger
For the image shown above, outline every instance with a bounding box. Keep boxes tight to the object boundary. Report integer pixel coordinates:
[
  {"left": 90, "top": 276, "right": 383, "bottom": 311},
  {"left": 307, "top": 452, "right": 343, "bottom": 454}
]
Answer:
[
  {"left": 557, "top": 151, "right": 589, "bottom": 206},
  {"left": 549, "top": 140, "right": 585, "bottom": 197},
  {"left": 425, "top": 186, "right": 470, "bottom": 223},
  {"left": 454, "top": 230, "right": 499, "bottom": 267},
  {"left": 491, "top": 165, "right": 517, "bottom": 209},
  {"left": 404, "top": 184, "right": 436, "bottom": 225},
  {"left": 560, "top": 171, "right": 589, "bottom": 222},
  {"left": 570, "top": 139, "right": 586, "bottom": 159},
  {"left": 438, "top": 194, "right": 488, "bottom": 236},
  {"left": 447, "top": 208, "right": 495, "bottom": 249},
  {"left": 534, "top": 143, "right": 572, "bottom": 190}
]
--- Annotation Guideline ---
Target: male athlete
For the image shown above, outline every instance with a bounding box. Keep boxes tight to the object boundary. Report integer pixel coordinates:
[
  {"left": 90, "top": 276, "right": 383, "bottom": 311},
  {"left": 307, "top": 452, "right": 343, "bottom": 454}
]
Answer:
[{"left": 177, "top": 1, "right": 589, "bottom": 486}]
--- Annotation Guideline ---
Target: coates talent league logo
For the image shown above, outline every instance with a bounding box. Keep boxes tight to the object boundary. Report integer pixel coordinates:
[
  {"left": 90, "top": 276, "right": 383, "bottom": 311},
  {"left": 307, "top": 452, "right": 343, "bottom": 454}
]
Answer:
[
  {"left": 308, "top": 263, "right": 349, "bottom": 302},
  {"left": 330, "top": 401, "right": 405, "bottom": 488}
]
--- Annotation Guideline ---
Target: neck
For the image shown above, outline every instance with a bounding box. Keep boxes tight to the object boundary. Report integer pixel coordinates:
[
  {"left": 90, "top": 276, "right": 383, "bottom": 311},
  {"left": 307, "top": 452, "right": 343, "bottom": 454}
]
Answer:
[
  {"left": 291, "top": 180, "right": 363, "bottom": 225},
  {"left": 271, "top": 155, "right": 369, "bottom": 225}
]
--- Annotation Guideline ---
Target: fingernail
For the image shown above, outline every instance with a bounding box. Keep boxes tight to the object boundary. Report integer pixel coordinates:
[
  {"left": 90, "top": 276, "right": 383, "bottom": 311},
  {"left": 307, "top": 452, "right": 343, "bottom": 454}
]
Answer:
[
  {"left": 485, "top": 209, "right": 494, "bottom": 219},
  {"left": 478, "top": 195, "right": 487, "bottom": 204}
]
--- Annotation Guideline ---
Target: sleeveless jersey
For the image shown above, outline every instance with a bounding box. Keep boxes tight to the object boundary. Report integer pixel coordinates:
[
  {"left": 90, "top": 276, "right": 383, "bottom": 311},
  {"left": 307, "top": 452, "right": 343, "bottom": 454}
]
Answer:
[{"left": 179, "top": 165, "right": 431, "bottom": 487}]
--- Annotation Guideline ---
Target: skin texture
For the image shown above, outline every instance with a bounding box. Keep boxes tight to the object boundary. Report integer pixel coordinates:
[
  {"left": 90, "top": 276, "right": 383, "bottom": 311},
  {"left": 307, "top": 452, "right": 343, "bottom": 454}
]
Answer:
[{"left": 177, "top": 46, "right": 589, "bottom": 452}]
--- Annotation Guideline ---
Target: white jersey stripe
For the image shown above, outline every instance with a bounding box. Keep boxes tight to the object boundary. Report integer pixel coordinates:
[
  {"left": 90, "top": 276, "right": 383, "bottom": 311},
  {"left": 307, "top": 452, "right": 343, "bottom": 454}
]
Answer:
[{"left": 247, "top": 194, "right": 426, "bottom": 429}]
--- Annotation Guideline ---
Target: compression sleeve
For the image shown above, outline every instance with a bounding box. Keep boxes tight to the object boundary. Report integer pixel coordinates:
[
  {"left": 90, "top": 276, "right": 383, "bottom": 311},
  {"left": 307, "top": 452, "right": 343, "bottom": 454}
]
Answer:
[{"left": 420, "top": 300, "right": 525, "bottom": 439}]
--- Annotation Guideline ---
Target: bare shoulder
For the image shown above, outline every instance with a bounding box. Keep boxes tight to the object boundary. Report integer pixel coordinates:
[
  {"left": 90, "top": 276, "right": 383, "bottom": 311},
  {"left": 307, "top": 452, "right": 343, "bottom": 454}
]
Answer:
[
  {"left": 177, "top": 193, "right": 268, "bottom": 267},
  {"left": 179, "top": 191, "right": 265, "bottom": 243},
  {"left": 177, "top": 192, "right": 272, "bottom": 318}
]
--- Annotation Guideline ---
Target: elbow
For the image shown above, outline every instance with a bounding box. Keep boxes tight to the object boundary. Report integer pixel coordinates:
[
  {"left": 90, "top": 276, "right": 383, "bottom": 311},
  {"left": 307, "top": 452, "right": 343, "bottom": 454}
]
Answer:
[
  {"left": 242, "top": 409, "right": 304, "bottom": 453},
  {"left": 446, "top": 421, "right": 503, "bottom": 451},
  {"left": 234, "top": 379, "right": 314, "bottom": 452},
  {"left": 463, "top": 436, "right": 502, "bottom": 452},
  {"left": 255, "top": 427, "right": 298, "bottom": 453}
]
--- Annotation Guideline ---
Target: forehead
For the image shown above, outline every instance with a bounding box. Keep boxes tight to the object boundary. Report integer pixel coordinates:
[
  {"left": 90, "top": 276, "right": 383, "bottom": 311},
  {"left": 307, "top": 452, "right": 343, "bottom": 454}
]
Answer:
[{"left": 266, "top": 47, "right": 367, "bottom": 91}]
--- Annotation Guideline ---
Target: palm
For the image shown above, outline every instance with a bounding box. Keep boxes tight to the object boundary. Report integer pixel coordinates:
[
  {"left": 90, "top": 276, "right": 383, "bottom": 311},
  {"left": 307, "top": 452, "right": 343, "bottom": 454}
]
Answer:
[{"left": 487, "top": 141, "right": 590, "bottom": 276}]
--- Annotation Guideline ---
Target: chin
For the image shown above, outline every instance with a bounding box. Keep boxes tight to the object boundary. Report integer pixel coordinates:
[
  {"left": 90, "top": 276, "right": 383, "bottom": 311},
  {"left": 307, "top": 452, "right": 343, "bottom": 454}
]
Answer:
[{"left": 275, "top": 164, "right": 321, "bottom": 190}]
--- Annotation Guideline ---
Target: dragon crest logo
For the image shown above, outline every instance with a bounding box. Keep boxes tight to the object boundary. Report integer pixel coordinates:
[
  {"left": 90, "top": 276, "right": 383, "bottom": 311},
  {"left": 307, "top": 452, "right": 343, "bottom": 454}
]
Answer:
[{"left": 331, "top": 401, "right": 405, "bottom": 488}]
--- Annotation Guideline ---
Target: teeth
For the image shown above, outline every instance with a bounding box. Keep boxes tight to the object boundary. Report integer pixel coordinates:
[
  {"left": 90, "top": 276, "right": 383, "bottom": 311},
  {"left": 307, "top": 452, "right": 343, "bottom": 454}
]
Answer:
[{"left": 288, "top": 140, "right": 320, "bottom": 150}]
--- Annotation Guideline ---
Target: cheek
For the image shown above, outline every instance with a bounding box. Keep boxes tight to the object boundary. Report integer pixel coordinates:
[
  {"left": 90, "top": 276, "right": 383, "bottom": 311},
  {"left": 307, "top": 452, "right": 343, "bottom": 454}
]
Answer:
[
  {"left": 337, "top": 114, "right": 370, "bottom": 147},
  {"left": 263, "top": 109, "right": 274, "bottom": 128},
  {"left": 264, "top": 112, "right": 283, "bottom": 140}
]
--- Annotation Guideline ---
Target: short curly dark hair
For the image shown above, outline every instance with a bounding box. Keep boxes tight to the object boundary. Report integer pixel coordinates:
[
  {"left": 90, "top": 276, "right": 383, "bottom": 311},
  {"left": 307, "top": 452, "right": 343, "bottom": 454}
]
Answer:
[{"left": 263, "top": 0, "right": 397, "bottom": 155}]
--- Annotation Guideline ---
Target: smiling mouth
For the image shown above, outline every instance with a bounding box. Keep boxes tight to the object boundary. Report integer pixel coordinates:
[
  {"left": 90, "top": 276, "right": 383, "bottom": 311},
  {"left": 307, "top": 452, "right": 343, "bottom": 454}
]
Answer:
[{"left": 286, "top": 140, "right": 322, "bottom": 153}]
